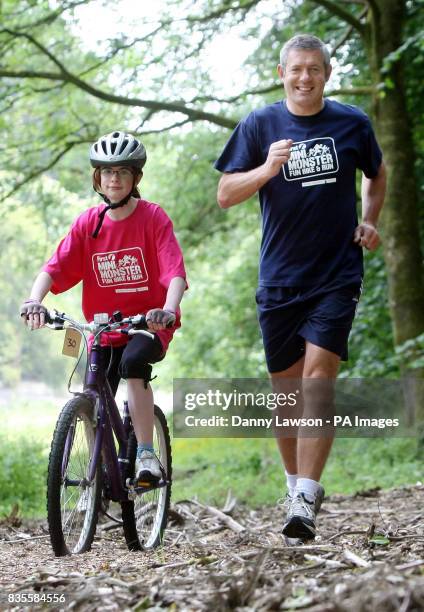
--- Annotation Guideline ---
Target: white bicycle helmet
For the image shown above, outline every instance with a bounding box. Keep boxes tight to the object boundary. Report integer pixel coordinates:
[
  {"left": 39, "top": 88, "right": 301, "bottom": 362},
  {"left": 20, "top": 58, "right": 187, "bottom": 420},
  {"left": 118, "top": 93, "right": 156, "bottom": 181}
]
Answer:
[{"left": 90, "top": 131, "right": 146, "bottom": 169}]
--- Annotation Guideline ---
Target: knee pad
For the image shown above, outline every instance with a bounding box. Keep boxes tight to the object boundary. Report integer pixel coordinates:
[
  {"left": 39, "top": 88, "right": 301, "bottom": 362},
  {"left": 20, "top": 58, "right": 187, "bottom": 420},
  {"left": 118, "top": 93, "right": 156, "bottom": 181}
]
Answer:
[{"left": 119, "top": 360, "right": 154, "bottom": 389}]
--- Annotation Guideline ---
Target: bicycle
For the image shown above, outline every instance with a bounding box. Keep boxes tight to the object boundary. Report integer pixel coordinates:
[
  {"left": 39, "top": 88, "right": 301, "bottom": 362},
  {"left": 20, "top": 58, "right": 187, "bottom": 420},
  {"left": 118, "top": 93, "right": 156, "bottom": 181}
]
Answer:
[{"left": 43, "top": 309, "right": 172, "bottom": 556}]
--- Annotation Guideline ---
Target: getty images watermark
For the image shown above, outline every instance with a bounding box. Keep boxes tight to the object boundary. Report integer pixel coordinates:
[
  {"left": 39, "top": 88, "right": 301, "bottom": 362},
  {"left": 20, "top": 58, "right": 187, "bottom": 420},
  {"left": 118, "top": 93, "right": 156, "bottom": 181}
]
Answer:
[{"left": 172, "top": 378, "right": 420, "bottom": 438}]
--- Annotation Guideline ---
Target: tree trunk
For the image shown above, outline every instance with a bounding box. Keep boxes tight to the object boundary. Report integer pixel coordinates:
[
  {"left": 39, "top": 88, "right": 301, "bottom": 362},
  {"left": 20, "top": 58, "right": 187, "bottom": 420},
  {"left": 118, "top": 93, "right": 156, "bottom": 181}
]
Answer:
[{"left": 364, "top": 0, "right": 424, "bottom": 428}]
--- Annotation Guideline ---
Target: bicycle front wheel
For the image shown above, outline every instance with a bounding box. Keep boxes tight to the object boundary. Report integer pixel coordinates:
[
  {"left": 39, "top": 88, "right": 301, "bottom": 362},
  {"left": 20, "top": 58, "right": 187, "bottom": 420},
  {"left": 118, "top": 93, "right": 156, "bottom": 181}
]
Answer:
[
  {"left": 121, "top": 405, "right": 172, "bottom": 550},
  {"left": 47, "top": 395, "right": 101, "bottom": 556}
]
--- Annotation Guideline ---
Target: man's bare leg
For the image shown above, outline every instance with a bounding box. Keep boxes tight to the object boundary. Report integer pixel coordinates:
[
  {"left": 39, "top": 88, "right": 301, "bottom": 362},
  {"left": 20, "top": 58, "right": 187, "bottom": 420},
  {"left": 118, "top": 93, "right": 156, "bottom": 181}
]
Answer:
[
  {"left": 271, "top": 357, "right": 305, "bottom": 475},
  {"left": 297, "top": 342, "right": 340, "bottom": 480},
  {"left": 279, "top": 342, "right": 340, "bottom": 541}
]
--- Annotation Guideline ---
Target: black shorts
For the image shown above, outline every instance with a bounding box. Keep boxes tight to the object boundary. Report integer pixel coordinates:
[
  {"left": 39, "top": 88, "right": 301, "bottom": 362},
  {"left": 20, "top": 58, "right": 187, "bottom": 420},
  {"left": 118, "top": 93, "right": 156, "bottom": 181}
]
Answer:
[
  {"left": 256, "top": 285, "right": 361, "bottom": 373},
  {"left": 104, "top": 334, "right": 165, "bottom": 395}
]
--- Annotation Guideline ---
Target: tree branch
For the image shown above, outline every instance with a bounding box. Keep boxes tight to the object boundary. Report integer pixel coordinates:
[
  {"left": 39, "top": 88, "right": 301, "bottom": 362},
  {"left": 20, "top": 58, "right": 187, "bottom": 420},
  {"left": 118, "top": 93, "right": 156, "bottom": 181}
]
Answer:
[
  {"left": 0, "top": 65, "right": 238, "bottom": 128},
  {"left": 135, "top": 118, "right": 192, "bottom": 135},
  {"left": 77, "top": 26, "right": 165, "bottom": 78},
  {"left": 331, "top": 25, "right": 355, "bottom": 55},
  {"left": 326, "top": 86, "right": 373, "bottom": 96},
  {"left": 308, "top": 0, "right": 365, "bottom": 34},
  {"left": 0, "top": 26, "right": 238, "bottom": 130},
  {"left": 189, "top": 83, "right": 281, "bottom": 104},
  {"left": 366, "top": 0, "right": 380, "bottom": 16},
  {"left": 10, "top": 0, "right": 91, "bottom": 32},
  {"left": 1, "top": 142, "right": 80, "bottom": 203},
  {"left": 330, "top": 6, "right": 368, "bottom": 54},
  {"left": 186, "top": 0, "right": 261, "bottom": 24},
  {"left": 190, "top": 82, "right": 373, "bottom": 104}
]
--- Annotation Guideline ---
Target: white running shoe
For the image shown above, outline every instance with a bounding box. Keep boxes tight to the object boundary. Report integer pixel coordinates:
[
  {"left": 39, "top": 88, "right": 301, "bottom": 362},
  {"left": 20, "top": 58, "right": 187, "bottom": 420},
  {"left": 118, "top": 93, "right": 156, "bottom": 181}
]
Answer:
[
  {"left": 282, "top": 485, "right": 325, "bottom": 542},
  {"left": 135, "top": 450, "right": 162, "bottom": 482},
  {"left": 278, "top": 492, "right": 302, "bottom": 546},
  {"left": 76, "top": 489, "right": 89, "bottom": 512}
]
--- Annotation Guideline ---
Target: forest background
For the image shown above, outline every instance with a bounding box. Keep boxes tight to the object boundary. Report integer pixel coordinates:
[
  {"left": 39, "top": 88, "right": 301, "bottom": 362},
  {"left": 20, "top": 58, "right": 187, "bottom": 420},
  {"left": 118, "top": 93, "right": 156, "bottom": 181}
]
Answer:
[{"left": 0, "top": 0, "right": 423, "bottom": 516}]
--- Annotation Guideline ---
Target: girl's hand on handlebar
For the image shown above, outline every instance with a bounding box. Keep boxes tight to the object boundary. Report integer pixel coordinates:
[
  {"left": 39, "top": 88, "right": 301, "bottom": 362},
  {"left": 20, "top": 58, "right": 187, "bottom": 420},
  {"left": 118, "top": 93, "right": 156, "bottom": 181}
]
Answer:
[
  {"left": 20, "top": 299, "right": 48, "bottom": 329},
  {"left": 145, "top": 309, "right": 176, "bottom": 331}
]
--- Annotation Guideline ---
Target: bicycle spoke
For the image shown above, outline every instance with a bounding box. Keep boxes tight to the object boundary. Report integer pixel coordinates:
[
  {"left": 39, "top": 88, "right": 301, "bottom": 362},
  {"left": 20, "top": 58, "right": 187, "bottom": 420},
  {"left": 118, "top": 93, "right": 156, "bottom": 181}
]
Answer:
[
  {"left": 122, "top": 406, "right": 171, "bottom": 550},
  {"left": 47, "top": 396, "right": 101, "bottom": 556}
]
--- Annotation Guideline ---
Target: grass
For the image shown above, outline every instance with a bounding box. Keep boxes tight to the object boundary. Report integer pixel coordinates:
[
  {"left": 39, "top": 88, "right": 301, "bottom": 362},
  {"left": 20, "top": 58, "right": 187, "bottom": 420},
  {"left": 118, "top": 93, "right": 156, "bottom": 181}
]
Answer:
[
  {"left": 1, "top": 399, "right": 59, "bottom": 518},
  {"left": 172, "top": 436, "right": 423, "bottom": 507},
  {"left": 1, "top": 400, "right": 422, "bottom": 518}
]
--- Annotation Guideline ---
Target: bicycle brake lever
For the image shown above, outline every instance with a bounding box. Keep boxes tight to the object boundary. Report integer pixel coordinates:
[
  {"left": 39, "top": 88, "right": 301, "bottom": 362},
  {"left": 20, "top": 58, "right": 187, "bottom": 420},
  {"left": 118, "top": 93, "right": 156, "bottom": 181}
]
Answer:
[
  {"left": 127, "top": 329, "right": 155, "bottom": 340},
  {"left": 46, "top": 310, "right": 65, "bottom": 329}
]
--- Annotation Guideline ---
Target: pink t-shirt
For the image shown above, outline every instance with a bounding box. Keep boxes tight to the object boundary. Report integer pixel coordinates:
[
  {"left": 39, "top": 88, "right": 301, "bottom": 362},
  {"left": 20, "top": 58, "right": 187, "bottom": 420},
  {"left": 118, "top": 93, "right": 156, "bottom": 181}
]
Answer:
[{"left": 43, "top": 199, "right": 186, "bottom": 351}]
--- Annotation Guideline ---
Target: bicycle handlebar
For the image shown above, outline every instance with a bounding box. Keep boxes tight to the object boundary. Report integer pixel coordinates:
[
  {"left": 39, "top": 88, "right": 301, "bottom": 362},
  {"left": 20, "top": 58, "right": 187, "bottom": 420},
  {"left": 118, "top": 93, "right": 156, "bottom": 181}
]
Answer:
[
  {"left": 45, "top": 310, "right": 150, "bottom": 333},
  {"left": 44, "top": 309, "right": 172, "bottom": 340}
]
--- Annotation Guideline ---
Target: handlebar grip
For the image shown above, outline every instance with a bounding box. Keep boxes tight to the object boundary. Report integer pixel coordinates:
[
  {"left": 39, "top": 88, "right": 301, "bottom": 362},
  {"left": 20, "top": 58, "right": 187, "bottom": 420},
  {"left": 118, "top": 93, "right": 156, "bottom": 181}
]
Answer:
[
  {"left": 132, "top": 314, "right": 148, "bottom": 329},
  {"left": 45, "top": 310, "right": 55, "bottom": 324},
  {"left": 46, "top": 310, "right": 66, "bottom": 328}
]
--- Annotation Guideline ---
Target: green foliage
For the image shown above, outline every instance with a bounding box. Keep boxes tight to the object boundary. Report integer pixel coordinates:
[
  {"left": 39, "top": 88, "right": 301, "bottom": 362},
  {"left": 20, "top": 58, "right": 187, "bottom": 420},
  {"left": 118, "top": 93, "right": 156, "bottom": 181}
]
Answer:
[
  {"left": 0, "top": 175, "right": 85, "bottom": 388},
  {"left": 3, "top": 428, "right": 421, "bottom": 518},
  {"left": 341, "top": 250, "right": 397, "bottom": 378},
  {"left": 395, "top": 333, "right": 424, "bottom": 370},
  {"left": 172, "top": 436, "right": 423, "bottom": 507},
  {"left": 0, "top": 0, "right": 422, "bottom": 390},
  {"left": 2, "top": 399, "right": 421, "bottom": 519},
  {"left": 0, "top": 433, "right": 48, "bottom": 517}
]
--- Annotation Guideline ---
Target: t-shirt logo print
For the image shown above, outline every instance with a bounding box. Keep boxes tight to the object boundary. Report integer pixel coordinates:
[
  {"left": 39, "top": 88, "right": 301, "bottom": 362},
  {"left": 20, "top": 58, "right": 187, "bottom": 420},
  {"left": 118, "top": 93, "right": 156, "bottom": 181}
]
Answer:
[
  {"left": 283, "top": 137, "right": 339, "bottom": 185},
  {"left": 92, "top": 247, "right": 148, "bottom": 288}
]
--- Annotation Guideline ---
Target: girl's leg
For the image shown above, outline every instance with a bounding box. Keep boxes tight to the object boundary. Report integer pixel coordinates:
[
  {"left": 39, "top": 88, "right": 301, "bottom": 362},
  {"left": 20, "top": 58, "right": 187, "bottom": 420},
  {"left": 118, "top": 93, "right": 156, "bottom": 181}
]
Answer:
[
  {"left": 126, "top": 379, "right": 154, "bottom": 445},
  {"left": 119, "top": 334, "right": 164, "bottom": 446}
]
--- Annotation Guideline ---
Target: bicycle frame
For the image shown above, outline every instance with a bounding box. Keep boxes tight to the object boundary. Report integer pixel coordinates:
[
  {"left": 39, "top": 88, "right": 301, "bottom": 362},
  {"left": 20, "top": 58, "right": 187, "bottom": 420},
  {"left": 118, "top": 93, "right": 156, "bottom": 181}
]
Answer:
[
  {"left": 51, "top": 308, "right": 170, "bottom": 504},
  {"left": 63, "top": 339, "right": 132, "bottom": 503},
  {"left": 45, "top": 308, "right": 172, "bottom": 555}
]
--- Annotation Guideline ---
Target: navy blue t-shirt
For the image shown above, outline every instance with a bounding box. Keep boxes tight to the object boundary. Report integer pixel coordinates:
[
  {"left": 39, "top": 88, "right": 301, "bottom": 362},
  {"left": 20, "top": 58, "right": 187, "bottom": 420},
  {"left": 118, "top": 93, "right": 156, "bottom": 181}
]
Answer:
[{"left": 214, "top": 99, "right": 382, "bottom": 291}]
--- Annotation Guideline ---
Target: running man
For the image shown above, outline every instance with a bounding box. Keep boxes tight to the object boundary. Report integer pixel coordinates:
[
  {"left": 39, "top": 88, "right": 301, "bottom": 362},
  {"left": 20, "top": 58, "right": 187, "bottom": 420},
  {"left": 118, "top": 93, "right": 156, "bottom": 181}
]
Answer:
[{"left": 214, "top": 34, "right": 386, "bottom": 542}]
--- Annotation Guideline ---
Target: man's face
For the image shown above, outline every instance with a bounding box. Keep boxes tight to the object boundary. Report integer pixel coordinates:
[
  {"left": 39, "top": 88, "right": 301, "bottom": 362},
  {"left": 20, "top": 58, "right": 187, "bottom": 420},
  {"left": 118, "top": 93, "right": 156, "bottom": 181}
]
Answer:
[{"left": 278, "top": 48, "right": 331, "bottom": 115}]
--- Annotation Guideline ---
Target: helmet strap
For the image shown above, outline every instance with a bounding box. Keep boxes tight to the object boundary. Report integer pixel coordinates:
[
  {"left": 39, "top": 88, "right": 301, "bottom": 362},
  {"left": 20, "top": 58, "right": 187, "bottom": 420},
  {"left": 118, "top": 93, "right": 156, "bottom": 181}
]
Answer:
[{"left": 92, "top": 174, "right": 137, "bottom": 239}]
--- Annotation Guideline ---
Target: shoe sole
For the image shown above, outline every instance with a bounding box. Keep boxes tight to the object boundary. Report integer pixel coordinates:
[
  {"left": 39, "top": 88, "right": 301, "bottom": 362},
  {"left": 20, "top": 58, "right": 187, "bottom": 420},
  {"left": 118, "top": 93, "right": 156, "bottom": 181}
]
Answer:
[
  {"left": 136, "top": 470, "right": 161, "bottom": 484},
  {"left": 282, "top": 516, "right": 316, "bottom": 541},
  {"left": 284, "top": 535, "right": 304, "bottom": 546}
]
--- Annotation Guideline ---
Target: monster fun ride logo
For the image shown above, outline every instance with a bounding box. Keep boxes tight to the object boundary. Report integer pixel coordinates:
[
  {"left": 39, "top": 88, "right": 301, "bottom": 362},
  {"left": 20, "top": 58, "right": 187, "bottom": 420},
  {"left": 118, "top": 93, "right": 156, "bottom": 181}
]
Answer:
[
  {"left": 93, "top": 247, "right": 148, "bottom": 287},
  {"left": 283, "top": 137, "right": 339, "bottom": 183}
]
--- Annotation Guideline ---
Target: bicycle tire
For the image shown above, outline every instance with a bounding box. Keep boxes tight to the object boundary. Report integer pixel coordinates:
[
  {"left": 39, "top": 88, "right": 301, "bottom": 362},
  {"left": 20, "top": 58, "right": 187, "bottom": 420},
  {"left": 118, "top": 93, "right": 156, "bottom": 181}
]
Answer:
[
  {"left": 47, "top": 395, "right": 102, "bottom": 556},
  {"left": 121, "top": 405, "right": 172, "bottom": 550}
]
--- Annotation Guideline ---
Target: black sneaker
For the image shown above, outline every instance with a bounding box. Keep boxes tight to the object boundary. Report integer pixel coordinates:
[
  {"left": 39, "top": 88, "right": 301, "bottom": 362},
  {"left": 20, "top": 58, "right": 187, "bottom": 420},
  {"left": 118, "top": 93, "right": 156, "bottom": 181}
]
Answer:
[{"left": 282, "top": 485, "right": 325, "bottom": 541}]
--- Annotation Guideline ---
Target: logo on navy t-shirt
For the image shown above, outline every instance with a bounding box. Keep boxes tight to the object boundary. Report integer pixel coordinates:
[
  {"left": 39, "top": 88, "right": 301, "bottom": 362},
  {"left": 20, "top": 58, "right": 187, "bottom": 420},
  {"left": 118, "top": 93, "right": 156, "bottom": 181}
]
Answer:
[{"left": 283, "top": 137, "right": 339, "bottom": 185}]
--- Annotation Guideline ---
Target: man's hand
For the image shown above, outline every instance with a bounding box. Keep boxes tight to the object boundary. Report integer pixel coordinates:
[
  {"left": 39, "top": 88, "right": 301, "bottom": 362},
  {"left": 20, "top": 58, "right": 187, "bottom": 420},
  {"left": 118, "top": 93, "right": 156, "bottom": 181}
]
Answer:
[
  {"left": 353, "top": 222, "right": 380, "bottom": 251},
  {"left": 264, "top": 139, "right": 293, "bottom": 178},
  {"left": 146, "top": 309, "right": 176, "bottom": 331},
  {"left": 20, "top": 299, "right": 48, "bottom": 329}
]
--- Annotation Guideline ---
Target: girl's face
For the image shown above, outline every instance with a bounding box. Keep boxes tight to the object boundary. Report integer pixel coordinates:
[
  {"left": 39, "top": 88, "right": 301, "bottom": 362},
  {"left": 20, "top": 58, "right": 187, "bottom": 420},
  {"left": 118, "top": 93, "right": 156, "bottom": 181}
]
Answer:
[{"left": 99, "top": 166, "right": 138, "bottom": 203}]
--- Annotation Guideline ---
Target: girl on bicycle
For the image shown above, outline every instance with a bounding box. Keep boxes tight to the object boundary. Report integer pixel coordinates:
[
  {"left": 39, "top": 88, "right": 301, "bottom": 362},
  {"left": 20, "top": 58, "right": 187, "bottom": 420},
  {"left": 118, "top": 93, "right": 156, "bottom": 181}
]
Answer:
[{"left": 20, "top": 131, "right": 187, "bottom": 483}]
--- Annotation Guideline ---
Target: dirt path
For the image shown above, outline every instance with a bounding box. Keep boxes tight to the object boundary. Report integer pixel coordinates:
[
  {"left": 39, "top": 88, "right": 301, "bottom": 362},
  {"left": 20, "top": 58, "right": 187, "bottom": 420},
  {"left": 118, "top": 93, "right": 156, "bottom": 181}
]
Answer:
[{"left": 1, "top": 485, "right": 423, "bottom": 611}]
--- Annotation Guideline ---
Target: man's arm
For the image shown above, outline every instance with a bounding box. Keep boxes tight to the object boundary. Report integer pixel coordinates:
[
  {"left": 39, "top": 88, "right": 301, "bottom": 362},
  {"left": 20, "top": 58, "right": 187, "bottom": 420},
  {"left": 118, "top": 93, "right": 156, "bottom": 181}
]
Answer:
[
  {"left": 217, "top": 139, "right": 293, "bottom": 209},
  {"left": 354, "top": 161, "right": 387, "bottom": 251}
]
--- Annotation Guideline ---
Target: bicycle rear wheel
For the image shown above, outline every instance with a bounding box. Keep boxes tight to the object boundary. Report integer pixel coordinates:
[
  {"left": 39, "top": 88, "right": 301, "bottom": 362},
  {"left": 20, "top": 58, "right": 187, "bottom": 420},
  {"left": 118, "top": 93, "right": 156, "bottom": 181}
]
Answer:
[
  {"left": 47, "top": 395, "right": 101, "bottom": 556},
  {"left": 121, "top": 405, "right": 172, "bottom": 550}
]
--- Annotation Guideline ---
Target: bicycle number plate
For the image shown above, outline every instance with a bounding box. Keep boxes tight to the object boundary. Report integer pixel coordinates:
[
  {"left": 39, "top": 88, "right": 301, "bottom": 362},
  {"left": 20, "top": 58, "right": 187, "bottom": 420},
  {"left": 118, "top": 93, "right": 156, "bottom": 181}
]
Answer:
[{"left": 62, "top": 328, "right": 81, "bottom": 358}]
